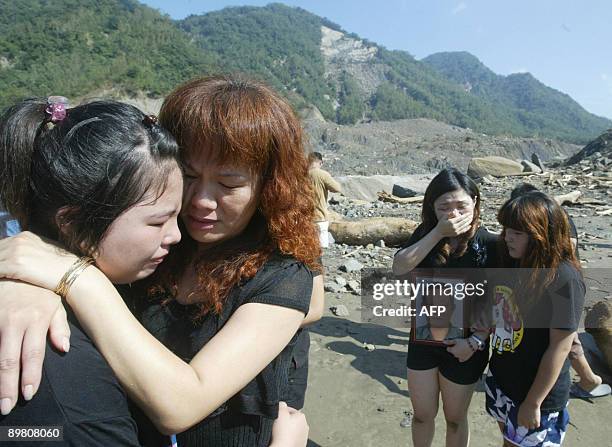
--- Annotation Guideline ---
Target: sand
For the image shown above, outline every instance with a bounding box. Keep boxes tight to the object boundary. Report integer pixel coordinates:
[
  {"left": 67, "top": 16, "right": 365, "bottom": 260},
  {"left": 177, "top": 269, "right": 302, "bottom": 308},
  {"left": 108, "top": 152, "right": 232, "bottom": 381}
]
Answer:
[{"left": 303, "top": 225, "right": 612, "bottom": 446}]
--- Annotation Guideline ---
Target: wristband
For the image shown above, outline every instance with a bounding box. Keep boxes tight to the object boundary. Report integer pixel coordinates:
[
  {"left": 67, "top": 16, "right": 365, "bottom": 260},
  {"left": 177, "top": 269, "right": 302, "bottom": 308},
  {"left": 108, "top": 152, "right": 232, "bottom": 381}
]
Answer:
[
  {"left": 54, "top": 257, "right": 94, "bottom": 299},
  {"left": 470, "top": 334, "right": 485, "bottom": 351}
]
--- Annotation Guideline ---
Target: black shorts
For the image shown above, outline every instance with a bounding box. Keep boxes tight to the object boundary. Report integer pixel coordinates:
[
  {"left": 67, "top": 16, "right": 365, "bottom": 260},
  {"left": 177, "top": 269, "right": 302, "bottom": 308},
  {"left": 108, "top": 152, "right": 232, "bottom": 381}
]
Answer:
[{"left": 406, "top": 341, "right": 488, "bottom": 385}]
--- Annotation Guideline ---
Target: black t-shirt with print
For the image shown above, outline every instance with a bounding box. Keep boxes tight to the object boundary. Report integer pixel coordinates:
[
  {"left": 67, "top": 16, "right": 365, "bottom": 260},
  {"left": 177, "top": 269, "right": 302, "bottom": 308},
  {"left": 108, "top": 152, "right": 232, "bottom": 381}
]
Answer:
[
  {"left": 489, "top": 262, "right": 585, "bottom": 411},
  {"left": 128, "top": 255, "right": 313, "bottom": 447}
]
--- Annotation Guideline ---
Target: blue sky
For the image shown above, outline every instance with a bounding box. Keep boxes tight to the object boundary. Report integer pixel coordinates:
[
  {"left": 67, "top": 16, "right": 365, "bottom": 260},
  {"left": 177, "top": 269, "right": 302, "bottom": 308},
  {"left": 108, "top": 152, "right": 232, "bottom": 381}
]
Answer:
[{"left": 142, "top": 0, "right": 612, "bottom": 119}]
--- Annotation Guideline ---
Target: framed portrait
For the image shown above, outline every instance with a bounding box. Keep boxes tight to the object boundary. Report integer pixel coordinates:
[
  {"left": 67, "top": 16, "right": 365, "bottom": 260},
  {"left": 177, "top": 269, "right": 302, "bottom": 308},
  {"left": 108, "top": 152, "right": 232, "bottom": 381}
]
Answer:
[{"left": 409, "top": 271, "right": 470, "bottom": 346}]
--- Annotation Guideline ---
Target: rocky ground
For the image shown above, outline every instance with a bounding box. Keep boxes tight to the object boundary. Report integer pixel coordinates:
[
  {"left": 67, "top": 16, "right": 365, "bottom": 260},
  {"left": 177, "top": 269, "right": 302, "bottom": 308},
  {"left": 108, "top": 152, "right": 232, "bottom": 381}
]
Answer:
[
  {"left": 304, "top": 149, "right": 612, "bottom": 446},
  {"left": 302, "top": 116, "right": 580, "bottom": 176}
]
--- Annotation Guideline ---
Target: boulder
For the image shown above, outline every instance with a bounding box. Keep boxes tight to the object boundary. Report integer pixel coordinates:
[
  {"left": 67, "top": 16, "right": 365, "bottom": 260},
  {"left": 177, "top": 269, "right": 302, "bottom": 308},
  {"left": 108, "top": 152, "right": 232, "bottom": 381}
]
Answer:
[
  {"left": 340, "top": 259, "right": 364, "bottom": 273},
  {"left": 521, "top": 160, "right": 543, "bottom": 174},
  {"left": 585, "top": 300, "right": 612, "bottom": 372},
  {"left": 336, "top": 175, "right": 432, "bottom": 201},
  {"left": 330, "top": 217, "right": 418, "bottom": 246},
  {"left": 467, "top": 156, "right": 525, "bottom": 179},
  {"left": 392, "top": 184, "right": 419, "bottom": 198},
  {"left": 531, "top": 153, "right": 545, "bottom": 172}
]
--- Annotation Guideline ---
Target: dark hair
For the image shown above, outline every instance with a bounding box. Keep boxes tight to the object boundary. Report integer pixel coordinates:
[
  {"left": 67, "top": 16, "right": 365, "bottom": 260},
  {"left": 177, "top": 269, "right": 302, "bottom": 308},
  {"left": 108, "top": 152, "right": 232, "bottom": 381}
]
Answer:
[
  {"left": 415, "top": 168, "right": 481, "bottom": 265},
  {"left": 498, "top": 191, "right": 580, "bottom": 305},
  {"left": 510, "top": 182, "right": 538, "bottom": 200},
  {"left": 0, "top": 98, "right": 180, "bottom": 256},
  {"left": 308, "top": 151, "right": 323, "bottom": 163}
]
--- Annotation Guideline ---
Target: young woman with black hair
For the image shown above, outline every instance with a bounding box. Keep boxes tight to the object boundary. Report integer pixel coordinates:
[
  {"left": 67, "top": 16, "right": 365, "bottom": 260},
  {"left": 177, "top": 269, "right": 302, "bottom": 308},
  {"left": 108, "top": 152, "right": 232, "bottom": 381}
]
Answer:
[
  {"left": 393, "top": 168, "right": 497, "bottom": 447},
  {"left": 0, "top": 97, "right": 183, "bottom": 445}
]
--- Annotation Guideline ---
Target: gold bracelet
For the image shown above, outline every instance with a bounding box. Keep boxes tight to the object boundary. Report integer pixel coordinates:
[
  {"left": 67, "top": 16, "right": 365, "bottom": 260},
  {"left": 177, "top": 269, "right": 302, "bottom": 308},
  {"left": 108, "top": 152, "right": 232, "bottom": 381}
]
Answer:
[{"left": 54, "top": 256, "right": 95, "bottom": 299}]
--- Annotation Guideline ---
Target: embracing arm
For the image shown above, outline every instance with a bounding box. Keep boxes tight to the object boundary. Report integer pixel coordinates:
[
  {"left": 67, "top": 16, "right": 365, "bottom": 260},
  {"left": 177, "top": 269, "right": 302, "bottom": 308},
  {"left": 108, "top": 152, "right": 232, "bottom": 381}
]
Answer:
[
  {"left": 65, "top": 268, "right": 304, "bottom": 434},
  {"left": 301, "top": 274, "right": 324, "bottom": 326}
]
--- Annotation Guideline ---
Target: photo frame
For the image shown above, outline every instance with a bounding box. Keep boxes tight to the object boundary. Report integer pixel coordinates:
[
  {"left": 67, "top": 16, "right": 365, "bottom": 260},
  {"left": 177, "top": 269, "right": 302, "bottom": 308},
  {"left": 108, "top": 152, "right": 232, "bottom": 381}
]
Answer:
[{"left": 409, "top": 271, "right": 470, "bottom": 346}]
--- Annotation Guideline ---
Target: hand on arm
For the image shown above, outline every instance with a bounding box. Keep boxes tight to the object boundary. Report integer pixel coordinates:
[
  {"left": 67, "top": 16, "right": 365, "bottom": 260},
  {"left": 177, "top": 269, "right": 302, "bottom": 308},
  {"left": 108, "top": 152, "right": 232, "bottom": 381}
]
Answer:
[
  {"left": 518, "top": 329, "right": 574, "bottom": 429},
  {"left": 0, "top": 280, "right": 69, "bottom": 415}
]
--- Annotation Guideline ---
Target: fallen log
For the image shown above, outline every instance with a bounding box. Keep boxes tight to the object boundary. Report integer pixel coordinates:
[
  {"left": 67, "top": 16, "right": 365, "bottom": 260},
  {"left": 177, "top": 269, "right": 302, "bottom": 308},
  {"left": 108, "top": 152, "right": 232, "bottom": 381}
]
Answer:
[
  {"left": 378, "top": 191, "right": 424, "bottom": 204},
  {"left": 330, "top": 217, "right": 419, "bottom": 247}
]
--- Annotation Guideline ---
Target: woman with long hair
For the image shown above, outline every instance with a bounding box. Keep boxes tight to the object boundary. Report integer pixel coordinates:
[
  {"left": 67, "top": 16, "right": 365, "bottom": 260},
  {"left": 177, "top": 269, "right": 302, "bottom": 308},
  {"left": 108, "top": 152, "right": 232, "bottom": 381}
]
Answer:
[
  {"left": 487, "top": 191, "right": 585, "bottom": 447},
  {"left": 0, "top": 98, "right": 183, "bottom": 444},
  {"left": 0, "top": 76, "right": 319, "bottom": 446},
  {"left": 393, "top": 168, "right": 496, "bottom": 447}
]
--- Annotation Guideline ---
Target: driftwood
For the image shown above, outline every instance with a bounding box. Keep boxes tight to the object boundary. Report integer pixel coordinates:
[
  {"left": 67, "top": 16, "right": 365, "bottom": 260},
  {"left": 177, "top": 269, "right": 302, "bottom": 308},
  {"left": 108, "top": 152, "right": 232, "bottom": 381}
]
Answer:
[
  {"left": 585, "top": 301, "right": 612, "bottom": 373},
  {"left": 553, "top": 190, "right": 582, "bottom": 206},
  {"left": 378, "top": 191, "right": 424, "bottom": 204},
  {"left": 330, "top": 217, "right": 419, "bottom": 247}
]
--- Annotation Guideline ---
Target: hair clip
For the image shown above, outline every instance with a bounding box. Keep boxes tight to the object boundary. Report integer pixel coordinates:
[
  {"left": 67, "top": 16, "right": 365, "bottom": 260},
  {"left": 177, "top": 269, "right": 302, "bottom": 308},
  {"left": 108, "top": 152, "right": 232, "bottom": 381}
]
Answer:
[
  {"left": 45, "top": 96, "right": 69, "bottom": 124},
  {"left": 143, "top": 114, "right": 158, "bottom": 127}
]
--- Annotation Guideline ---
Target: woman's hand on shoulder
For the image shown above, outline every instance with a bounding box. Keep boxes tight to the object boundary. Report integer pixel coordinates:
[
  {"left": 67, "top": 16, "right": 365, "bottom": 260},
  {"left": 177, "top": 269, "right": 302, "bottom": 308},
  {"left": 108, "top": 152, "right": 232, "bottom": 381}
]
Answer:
[
  {"left": 0, "top": 231, "right": 79, "bottom": 290},
  {"left": 269, "top": 402, "right": 309, "bottom": 447},
  {"left": 0, "top": 280, "right": 70, "bottom": 415}
]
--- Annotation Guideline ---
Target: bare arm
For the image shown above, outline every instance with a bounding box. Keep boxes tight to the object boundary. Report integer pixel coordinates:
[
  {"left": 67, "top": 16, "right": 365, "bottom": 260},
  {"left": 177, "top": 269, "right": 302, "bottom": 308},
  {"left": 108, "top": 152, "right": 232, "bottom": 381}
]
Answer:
[
  {"left": 517, "top": 329, "right": 574, "bottom": 429},
  {"left": 65, "top": 268, "right": 304, "bottom": 434},
  {"left": 392, "top": 213, "right": 474, "bottom": 276},
  {"left": 393, "top": 227, "right": 443, "bottom": 276},
  {"left": 301, "top": 275, "right": 324, "bottom": 326},
  {"left": 0, "top": 233, "right": 306, "bottom": 432}
]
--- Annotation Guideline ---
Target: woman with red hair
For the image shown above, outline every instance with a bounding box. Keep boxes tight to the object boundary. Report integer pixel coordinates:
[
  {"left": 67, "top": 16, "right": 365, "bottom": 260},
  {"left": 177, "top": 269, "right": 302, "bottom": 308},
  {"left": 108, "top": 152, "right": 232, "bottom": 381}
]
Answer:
[{"left": 0, "top": 76, "right": 321, "bottom": 446}]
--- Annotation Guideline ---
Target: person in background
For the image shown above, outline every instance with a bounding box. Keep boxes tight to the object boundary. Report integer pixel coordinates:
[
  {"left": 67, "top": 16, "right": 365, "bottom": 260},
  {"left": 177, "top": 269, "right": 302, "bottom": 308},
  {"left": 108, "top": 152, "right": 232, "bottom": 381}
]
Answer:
[{"left": 308, "top": 152, "right": 342, "bottom": 248}]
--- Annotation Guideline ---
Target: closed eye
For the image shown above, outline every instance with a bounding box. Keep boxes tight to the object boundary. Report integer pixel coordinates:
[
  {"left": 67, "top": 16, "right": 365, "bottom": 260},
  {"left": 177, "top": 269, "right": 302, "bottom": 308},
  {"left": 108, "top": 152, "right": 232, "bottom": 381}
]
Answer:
[
  {"left": 150, "top": 220, "right": 168, "bottom": 227},
  {"left": 220, "top": 183, "right": 243, "bottom": 189}
]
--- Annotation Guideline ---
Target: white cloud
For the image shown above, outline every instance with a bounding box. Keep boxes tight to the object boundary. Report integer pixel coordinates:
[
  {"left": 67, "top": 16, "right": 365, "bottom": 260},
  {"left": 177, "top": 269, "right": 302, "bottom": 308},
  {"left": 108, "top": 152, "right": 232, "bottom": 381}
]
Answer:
[{"left": 452, "top": 2, "right": 467, "bottom": 15}]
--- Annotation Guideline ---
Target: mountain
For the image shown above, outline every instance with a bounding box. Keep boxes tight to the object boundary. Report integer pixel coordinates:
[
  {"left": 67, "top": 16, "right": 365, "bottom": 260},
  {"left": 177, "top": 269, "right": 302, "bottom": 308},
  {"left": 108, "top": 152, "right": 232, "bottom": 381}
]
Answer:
[
  {"left": 0, "top": 0, "right": 218, "bottom": 102},
  {"left": 0, "top": 1, "right": 609, "bottom": 143},
  {"left": 422, "top": 51, "right": 611, "bottom": 143}
]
